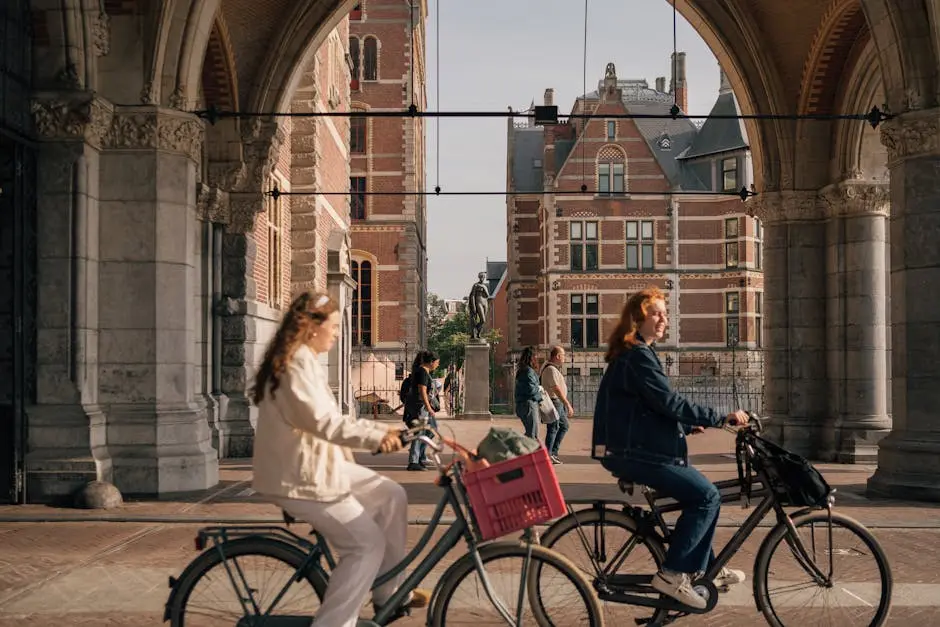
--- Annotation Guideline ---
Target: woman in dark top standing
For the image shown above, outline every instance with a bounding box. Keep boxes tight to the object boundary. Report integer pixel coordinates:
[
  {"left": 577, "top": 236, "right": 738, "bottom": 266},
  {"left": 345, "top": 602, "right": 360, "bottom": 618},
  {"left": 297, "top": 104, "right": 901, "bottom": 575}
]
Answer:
[
  {"left": 405, "top": 350, "right": 439, "bottom": 471},
  {"left": 592, "top": 287, "right": 749, "bottom": 610},
  {"left": 514, "top": 346, "right": 542, "bottom": 439}
]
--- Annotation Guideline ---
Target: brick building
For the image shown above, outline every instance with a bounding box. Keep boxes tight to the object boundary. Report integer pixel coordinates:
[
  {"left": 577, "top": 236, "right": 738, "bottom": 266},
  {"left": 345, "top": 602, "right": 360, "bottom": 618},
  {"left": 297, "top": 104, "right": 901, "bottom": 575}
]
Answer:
[
  {"left": 347, "top": 0, "right": 429, "bottom": 399},
  {"left": 505, "top": 59, "right": 764, "bottom": 414}
]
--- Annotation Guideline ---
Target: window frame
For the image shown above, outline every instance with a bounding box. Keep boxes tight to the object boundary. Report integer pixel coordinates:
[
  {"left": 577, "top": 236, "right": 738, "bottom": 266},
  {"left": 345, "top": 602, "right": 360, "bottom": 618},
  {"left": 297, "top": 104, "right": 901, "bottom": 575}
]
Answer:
[
  {"left": 721, "top": 156, "right": 738, "bottom": 192},
  {"left": 626, "top": 219, "right": 655, "bottom": 271},
  {"left": 363, "top": 36, "right": 378, "bottom": 81},
  {"left": 570, "top": 293, "right": 600, "bottom": 349},
  {"left": 265, "top": 179, "right": 284, "bottom": 309},
  {"left": 569, "top": 220, "right": 599, "bottom": 271},
  {"left": 350, "top": 176, "right": 367, "bottom": 219},
  {"left": 348, "top": 37, "right": 361, "bottom": 89},
  {"left": 350, "top": 115, "right": 367, "bottom": 154},
  {"left": 351, "top": 259, "right": 374, "bottom": 346}
]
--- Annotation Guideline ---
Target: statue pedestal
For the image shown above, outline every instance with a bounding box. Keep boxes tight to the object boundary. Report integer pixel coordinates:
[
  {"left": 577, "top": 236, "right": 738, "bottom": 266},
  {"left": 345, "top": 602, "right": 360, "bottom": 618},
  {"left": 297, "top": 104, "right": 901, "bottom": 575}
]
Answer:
[{"left": 463, "top": 341, "right": 491, "bottom": 418}]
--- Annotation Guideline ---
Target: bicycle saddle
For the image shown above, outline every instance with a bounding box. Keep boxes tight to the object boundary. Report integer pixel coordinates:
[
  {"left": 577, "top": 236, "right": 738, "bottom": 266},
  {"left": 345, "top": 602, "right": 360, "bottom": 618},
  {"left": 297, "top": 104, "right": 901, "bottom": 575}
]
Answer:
[{"left": 617, "top": 478, "right": 655, "bottom": 498}]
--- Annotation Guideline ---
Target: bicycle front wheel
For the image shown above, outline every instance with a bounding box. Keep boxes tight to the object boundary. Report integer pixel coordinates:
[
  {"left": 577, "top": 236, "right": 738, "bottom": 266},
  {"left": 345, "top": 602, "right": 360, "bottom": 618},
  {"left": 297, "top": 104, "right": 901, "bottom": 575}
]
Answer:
[
  {"left": 430, "top": 540, "right": 605, "bottom": 626},
  {"left": 754, "top": 511, "right": 892, "bottom": 627},
  {"left": 166, "top": 537, "right": 327, "bottom": 626}
]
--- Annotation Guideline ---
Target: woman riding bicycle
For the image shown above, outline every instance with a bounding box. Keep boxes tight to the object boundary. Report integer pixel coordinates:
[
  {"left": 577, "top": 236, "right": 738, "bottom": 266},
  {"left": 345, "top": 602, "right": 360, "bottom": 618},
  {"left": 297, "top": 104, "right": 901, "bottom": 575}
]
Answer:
[
  {"left": 251, "top": 291, "right": 429, "bottom": 627},
  {"left": 592, "top": 287, "right": 749, "bottom": 610}
]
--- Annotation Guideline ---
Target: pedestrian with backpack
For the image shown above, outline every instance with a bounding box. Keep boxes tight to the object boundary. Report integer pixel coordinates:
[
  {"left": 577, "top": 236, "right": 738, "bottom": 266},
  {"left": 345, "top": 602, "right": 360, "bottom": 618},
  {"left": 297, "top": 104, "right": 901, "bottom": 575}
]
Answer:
[{"left": 404, "top": 350, "right": 440, "bottom": 471}]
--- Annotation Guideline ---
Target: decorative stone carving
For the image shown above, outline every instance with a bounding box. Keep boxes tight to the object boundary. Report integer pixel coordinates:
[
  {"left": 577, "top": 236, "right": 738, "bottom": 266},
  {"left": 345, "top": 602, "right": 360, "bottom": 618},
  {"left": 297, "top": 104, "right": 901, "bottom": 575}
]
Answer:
[
  {"left": 31, "top": 95, "right": 114, "bottom": 148},
  {"left": 140, "top": 81, "right": 158, "bottom": 105},
  {"left": 92, "top": 12, "right": 111, "bottom": 57},
  {"left": 747, "top": 190, "right": 824, "bottom": 223},
  {"left": 168, "top": 87, "right": 187, "bottom": 110},
  {"left": 106, "top": 107, "right": 205, "bottom": 164},
  {"left": 238, "top": 118, "right": 286, "bottom": 192},
  {"left": 880, "top": 110, "right": 940, "bottom": 163},
  {"left": 820, "top": 181, "right": 890, "bottom": 219},
  {"left": 207, "top": 161, "right": 247, "bottom": 191},
  {"left": 196, "top": 183, "right": 231, "bottom": 224},
  {"left": 228, "top": 193, "right": 265, "bottom": 233}
]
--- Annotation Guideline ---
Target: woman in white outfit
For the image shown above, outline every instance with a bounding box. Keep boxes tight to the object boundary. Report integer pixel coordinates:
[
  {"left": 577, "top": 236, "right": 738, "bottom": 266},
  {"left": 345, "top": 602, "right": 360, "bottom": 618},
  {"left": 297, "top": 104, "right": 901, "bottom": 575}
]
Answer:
[{"left": 251, "top": 291, "right": 429, "bottom": 626}]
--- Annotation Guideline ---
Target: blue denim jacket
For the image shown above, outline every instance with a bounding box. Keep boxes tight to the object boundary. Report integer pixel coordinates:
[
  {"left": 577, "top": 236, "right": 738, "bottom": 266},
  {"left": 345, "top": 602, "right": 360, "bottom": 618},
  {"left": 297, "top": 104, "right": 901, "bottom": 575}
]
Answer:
[
  {"left": 514, "top": 366, "right": 542, "bottom": 406},
  {"left": 592, "top": 341, "right": 722, "bottom": 464}
]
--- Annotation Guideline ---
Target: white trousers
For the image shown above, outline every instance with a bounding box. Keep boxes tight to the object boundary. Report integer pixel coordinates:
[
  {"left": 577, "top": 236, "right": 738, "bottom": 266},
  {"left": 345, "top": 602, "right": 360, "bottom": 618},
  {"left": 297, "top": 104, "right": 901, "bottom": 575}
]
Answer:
[{"left": 274, "top": 460, "right": 409, "bottom": 627}]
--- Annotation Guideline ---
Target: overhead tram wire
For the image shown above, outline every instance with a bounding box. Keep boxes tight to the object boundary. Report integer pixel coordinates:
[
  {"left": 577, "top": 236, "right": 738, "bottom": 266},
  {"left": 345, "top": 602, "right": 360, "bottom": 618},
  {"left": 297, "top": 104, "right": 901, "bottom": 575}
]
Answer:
[
  {"left": 268, "top": 188, "right": 757, "bottom": 201},
  {"left": 193, "top": 104, "right": 893, "bottom": 127}
]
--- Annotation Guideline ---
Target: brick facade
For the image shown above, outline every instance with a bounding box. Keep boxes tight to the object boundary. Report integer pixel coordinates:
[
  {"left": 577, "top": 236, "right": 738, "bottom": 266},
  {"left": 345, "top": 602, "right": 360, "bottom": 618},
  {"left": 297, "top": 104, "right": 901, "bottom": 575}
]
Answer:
[
  {"left": 504, "top": 63, "right": 764, "bottom": 372},
  {"left": 348, "top": 0, "right": 428, "bottom": 365}
]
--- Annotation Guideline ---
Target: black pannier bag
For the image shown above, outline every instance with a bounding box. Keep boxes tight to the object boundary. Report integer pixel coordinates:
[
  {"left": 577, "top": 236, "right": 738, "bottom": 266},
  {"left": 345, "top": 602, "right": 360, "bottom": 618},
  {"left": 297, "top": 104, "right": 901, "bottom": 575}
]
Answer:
[{"left": 751, "top": 436, "right": 832, "bottom": 507}]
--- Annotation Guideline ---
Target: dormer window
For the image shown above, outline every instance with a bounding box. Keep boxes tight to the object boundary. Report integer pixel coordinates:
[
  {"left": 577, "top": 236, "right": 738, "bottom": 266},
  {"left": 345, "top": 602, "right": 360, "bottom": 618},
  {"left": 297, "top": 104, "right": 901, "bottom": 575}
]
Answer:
[{"left": 658, "top": 133, "right": 672, "bottom": 150}]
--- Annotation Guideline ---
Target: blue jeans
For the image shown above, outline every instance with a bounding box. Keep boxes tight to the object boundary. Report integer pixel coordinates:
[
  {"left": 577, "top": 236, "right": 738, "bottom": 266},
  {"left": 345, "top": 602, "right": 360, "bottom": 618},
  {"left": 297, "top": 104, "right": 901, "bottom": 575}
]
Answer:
[
  {"left": 602, "top": 457, "right": 720, "bottom": 574},
  {"left": 408, "top": 411, "right": 438, "bottom": 466},
  {"left": 515, "top": 400, "right": 539, "bottom": 439},
  {"left": 544, "top": 399, "right": 569, "bottom": 456}
]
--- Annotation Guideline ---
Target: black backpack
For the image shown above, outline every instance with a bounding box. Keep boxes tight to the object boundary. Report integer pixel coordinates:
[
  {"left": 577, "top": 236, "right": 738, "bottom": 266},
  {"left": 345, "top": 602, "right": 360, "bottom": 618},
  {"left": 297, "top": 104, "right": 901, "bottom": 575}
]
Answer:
[{"left": 399, "top": 375, "right": 412, "bottom": 405}]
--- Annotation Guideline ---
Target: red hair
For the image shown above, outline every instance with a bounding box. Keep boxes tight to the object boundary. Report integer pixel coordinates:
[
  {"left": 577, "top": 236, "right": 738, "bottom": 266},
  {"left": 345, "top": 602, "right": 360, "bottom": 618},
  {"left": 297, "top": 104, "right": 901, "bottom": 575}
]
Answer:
[{"left": 605, "top": 287, "right": 666, "bottom": 363}]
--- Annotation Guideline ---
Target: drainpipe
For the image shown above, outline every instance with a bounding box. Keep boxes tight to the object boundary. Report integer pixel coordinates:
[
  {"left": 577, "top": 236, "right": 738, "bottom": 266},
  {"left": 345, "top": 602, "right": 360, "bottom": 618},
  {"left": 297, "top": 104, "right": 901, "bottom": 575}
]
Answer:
[{"left": 211, "top": 223, "right": 224, "bottom": 395}]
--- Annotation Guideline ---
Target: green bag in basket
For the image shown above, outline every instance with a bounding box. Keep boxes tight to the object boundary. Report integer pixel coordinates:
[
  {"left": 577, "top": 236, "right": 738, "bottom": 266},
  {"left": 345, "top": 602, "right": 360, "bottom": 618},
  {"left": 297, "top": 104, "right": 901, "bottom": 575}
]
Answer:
[{"left": 476, "top": 426, "right": 541, "bottom": 464}]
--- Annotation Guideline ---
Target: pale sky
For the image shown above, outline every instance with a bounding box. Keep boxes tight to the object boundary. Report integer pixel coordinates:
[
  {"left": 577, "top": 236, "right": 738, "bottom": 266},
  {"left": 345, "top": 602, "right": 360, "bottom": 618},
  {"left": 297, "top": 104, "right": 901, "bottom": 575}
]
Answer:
[{"left": 424, "top": 0, "right": 722, "bottom": 299}]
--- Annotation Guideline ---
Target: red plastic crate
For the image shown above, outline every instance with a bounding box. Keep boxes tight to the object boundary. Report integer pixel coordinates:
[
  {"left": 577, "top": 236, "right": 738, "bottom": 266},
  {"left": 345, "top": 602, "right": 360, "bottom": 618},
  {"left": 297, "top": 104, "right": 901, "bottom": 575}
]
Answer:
[{"left": 462, "top": 447, "right": 566, "bottom": 541}]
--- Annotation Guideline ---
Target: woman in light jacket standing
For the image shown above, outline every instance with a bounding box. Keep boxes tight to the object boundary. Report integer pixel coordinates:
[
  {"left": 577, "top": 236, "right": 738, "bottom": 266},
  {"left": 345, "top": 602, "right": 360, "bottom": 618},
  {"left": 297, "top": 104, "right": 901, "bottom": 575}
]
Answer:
[
  {"left": 514, "top": 346, "right": 542, "bottom": 439},
  {"left": 251, "top": 291, "right": 429, "bottom": 626}
]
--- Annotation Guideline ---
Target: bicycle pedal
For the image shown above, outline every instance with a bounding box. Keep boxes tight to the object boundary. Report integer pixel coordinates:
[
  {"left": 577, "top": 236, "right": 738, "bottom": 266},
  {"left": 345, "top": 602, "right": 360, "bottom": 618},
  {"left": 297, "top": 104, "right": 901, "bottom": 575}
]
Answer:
[{"left": 716, "top": 584, "right": 731, "bottom": 593}]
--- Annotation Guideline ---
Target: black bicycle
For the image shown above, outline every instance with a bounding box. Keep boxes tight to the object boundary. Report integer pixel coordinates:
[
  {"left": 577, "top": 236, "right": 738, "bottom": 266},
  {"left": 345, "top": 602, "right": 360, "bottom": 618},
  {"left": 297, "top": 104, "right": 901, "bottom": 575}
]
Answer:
[
  {"left": 162, "top": 427, "right": 604, "bottom": 626},
  {"left": 537, "top": 415, "right": 892, "bottom": 627}
]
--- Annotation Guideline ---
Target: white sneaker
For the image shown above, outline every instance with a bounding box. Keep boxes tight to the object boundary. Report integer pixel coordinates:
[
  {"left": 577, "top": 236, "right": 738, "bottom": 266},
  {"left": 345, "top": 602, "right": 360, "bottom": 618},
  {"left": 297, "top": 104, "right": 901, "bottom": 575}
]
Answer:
[
  {"left": 550, "top": 455, "right": 563, "bottom": 465},
  {"left": 714, "top": 566, "right": 746, "bottom": 588},
  {"left": 651, "top": 570, "right": 707, "bottom": 610}
]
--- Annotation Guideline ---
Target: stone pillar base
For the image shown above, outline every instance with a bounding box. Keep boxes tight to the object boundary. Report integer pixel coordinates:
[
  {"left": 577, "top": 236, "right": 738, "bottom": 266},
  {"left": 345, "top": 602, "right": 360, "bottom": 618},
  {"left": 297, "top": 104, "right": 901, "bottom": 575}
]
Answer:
[
  {"left": 822, "top": 419, "right": 890, "bottom": 464},
  {"left": 217, "top": 395, "right": 257, "bottom": 458},
  {"left": 107, "top": 403, "right": 219, "bottom": 496},
  {"left": 763, "top": 415, "right": 823, "bottom": 460},
  {"left": 463, "top": 342, "right": 491, "bottom": 418},
  {"left": 867, "top": 432, "right": 940, "bottom": 502},
  {"left": 25, "top": 404, "right": 112, "bottom": 504}
]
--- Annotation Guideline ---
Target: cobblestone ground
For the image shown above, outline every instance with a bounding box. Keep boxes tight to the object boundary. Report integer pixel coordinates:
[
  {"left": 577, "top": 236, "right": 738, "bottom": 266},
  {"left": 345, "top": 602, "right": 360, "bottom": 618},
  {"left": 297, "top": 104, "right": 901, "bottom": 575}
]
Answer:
[{"left": 1, "top": 418, "right": 938, "bottom": 626}]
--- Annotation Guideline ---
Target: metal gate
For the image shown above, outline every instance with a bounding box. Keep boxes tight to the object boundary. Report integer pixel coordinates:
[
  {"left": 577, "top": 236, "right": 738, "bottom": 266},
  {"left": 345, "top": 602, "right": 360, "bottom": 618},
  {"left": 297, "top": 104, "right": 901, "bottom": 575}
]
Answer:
[{"left": 0, "top": 0, "right": 36, "bottom": 504}]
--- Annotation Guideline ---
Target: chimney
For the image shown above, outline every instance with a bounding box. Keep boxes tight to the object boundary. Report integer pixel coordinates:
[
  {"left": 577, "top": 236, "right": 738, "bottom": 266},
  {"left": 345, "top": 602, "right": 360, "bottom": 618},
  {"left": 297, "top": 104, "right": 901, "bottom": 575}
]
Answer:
[
  {"left": 655, "top": 76, "right": 666, "bottom": 93},
  {"left": 670, "top": 51, "right": 688, "bottom": 112},
  {"left": 544, "top": 88, "right": 554, "bottom": 107},
  {"left": 719, "top": 65, "right": 732, "bottom": 95}
]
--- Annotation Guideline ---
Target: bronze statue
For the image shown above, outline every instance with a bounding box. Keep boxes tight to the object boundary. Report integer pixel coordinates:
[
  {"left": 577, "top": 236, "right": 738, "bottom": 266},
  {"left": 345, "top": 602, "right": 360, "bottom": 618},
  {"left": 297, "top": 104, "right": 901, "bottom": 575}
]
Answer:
[{"left": 467, "top": 272, "right": 490, "bottom": 341}]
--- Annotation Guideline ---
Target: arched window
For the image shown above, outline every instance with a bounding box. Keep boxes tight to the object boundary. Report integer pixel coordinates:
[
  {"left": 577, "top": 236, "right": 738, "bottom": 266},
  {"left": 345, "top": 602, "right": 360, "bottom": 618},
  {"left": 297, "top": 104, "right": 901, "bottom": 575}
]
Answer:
[
  {"left": 596, "top": 145, "right": 626, "bottom": 196},
  {"left": 348, "top": 37, "right": 360, "bottom": 89},
  {"left": 351, "top": 260, "right": 373, "bottom": 346},
  {"left": 363, "top": 37, "right": 378, "bottom": 81}
]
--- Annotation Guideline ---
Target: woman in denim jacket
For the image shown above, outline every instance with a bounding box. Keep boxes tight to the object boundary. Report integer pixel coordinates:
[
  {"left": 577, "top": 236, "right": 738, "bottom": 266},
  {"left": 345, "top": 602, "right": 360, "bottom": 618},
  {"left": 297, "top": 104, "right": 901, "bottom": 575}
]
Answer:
[
  {"left": 513, "top": 346, "right": 542, "bottom": 439},
  {"left": 592, "top": 287, "right": 749, "bottom": 611}
]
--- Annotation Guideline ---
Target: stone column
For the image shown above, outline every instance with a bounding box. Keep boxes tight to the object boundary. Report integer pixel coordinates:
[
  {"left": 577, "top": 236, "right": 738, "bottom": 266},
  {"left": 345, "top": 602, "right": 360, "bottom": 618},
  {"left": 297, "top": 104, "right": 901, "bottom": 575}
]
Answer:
[
  {"left": 216, "top": 119, "right": 285, "bottom": 458},
  {"left": 26, "top": 95, "right": 113, "bottom": 502},
  {"left": 751, "top": 191, "right": 828, "bottom": 457},
  {"left": 820, "top": 181, "right": 891, "bottom": 463},
  {"left": 868, "top": 110, "right": 940, "bottom": 500},
  {"left": 96, "top": 105, "right": 217, "bottom": 495},
  {"left": 326, "top": 229, "right": 356, "bottom": 415}
]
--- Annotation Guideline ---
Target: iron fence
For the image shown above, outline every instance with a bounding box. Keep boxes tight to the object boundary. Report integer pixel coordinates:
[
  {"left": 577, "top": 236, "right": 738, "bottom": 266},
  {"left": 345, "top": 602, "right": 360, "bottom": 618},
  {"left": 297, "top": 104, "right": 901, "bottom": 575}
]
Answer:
[
  {"left": 505, "top": 348, "right": 765, "bottom": 417},
  {"left": 350, "top": 347, "right": 412, "bottom": 418}
]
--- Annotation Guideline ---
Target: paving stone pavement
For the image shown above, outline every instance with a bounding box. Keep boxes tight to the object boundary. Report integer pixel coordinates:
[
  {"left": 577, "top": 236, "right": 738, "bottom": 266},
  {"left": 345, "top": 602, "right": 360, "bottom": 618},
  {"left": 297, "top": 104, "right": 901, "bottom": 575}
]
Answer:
[{"left": 1, "top": 418, "right": 939, "bottom": 626}]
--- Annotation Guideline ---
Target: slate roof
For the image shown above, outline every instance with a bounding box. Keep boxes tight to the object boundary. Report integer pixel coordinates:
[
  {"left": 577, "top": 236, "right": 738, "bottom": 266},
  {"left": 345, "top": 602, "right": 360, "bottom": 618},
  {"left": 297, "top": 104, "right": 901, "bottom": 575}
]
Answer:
[
  {"left": 509, "top": 78, "right": 748, "bottom": 193},
  {"left": 678, "top": 91, "right": 748, "bottom": 160},
  {"left": 486, "top": 260, "right": 507, "bottom": 295}
]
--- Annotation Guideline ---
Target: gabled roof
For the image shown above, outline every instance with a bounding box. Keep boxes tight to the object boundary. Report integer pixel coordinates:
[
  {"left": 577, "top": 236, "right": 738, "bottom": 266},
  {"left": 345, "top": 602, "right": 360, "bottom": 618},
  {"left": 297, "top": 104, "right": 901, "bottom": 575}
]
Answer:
[
  {"left": 486, "top": 261, "right": 508, "bottom": 295},
  {"left": 510, "top": 128, "right": 544, "bottom": 193},
  {"left": 678, "top": 91, "right": 748, "bottom": 160}
]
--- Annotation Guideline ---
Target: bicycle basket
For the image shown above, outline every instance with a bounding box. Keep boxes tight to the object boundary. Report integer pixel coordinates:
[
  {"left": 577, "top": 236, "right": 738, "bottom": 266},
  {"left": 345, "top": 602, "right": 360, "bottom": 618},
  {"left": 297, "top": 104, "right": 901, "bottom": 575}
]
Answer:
[
  {"left": 752, "top": 436, "right": 831, "bottom": 507},
  {"left": 462, "top": 447, "right": 566, "bottom": 541}
]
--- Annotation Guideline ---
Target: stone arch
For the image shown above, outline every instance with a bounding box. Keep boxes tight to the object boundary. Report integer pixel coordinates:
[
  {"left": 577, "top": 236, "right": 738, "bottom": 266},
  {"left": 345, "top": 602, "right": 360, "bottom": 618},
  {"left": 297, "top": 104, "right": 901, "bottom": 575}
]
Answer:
[
  {"left": 158, "top": 0, "right": 223, "bottom": 107},
  {"left": 674, "top": 0, "right": 791, "bottom": 190},
  {"left": 832, "top": 38, "right": 889, "bottom": 181},
  {"left": 200, "top": 15, "right": 239, "bottom": 112}
]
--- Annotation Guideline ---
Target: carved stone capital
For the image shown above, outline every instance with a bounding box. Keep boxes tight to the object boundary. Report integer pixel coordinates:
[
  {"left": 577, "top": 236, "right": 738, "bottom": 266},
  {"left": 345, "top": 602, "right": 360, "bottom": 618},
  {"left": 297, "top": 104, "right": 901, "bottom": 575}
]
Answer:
[
  {"left": 238, "top": 118, "right": 286, "bottom": 192},
  {"left": 880, "top": 109, "right": 940, "bottom": 163},
  {"left": 228, "top": 192, "right": 266, "bottom": 233},
  {"left": 206, "top": 161, "right": 247, "bottom": 191},
  {"left": 196, "top": 183, "right": 231, "bottom": 224},
  {"left": 92, "top": 12, "right": 111, "bottom": 56},
  {"left": 746, "top": 190, "right": 824, "bottom": 224},
  {"left": 31, "top": 94, "right": 114, "bottom": 148},
  {"left": 820, "top": 181, "right": 890, "bottom": 219},
  {"left": 107, "top": 106, "right": 205, "bottom": 163}
]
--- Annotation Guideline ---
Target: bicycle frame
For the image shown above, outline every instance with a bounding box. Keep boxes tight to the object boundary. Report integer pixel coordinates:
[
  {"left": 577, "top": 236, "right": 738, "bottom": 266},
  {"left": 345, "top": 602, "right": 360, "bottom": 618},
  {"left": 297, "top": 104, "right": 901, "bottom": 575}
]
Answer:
[
  {"left": 564, "top": 431, "right": 837, "bottom": 611},
  {"left": 184, "top": 433, "right": 528, "bottom": 626}
]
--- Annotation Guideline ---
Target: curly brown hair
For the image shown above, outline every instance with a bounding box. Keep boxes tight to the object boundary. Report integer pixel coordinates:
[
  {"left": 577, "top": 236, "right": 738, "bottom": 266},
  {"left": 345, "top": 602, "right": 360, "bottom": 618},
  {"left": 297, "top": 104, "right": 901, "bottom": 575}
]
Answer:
[{"left": 252, "top": 291, "right": 339, "bottom": 404}]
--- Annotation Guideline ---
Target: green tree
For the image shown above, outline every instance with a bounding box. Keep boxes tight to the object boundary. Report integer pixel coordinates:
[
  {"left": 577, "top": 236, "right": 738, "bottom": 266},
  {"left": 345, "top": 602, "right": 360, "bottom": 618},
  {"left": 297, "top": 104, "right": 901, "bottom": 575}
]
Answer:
[{"left": 428, "top": 309, "right": 501, "bottom": 373}]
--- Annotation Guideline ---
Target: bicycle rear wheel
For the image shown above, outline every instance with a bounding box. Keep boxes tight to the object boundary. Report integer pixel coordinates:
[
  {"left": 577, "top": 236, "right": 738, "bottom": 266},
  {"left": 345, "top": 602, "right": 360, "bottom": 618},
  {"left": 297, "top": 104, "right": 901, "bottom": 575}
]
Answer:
[
  {"left": 166, "top": 537, "right": 327, "bottom": 626},
  {"left": 754, "top": 511, "right": 892, "bottom": 627},
  {"left": 539, "top": 506, "right": 668, "bottom": 626},
  {"left": 429, "top": 541, "right": 604, "bottom": 626}
]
